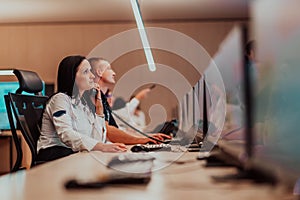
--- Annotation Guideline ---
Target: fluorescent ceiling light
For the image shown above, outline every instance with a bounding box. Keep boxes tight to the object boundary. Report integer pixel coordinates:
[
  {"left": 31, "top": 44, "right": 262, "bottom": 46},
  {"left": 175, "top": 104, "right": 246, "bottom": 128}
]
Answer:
[
  {"left": 130, "top": 0, "right": 156, "bottom": 72},
  {"left": 0, "top": 70, "right": 14, "bottom": 76}
]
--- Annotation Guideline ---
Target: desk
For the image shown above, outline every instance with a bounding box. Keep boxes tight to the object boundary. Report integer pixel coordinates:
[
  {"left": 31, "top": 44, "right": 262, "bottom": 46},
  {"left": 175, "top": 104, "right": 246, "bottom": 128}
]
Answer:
[
  {"left": 0, "top": 130, "right": 31, "bottom": 174},
  {"left": 0, "top": 132, "right": 13, "bottom": 172},
  {"left": 0, "top": 150, "right": 290, "bottom": 200}
]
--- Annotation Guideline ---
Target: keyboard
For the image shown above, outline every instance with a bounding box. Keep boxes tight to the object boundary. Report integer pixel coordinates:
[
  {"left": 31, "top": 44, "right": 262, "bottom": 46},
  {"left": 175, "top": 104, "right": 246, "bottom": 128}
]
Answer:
[
  {"left": 163, "top": 138, "right": 182, "bottom": 144},
  {"left": 131, "top": 143, "right": 172, "bottom": 152}
]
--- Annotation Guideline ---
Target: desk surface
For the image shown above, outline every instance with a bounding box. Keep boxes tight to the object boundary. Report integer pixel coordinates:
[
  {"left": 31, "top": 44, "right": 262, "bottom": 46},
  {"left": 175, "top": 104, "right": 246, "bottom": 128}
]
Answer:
[
  {"left": 0, "top": 130, "right": 31, "bottom": 170},
  {"left": 0, "top": 150, "right": 289, "bottom": 200}
]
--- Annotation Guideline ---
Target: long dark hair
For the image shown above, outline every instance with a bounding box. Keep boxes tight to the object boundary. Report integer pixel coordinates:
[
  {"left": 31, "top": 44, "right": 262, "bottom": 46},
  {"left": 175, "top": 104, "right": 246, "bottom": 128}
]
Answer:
[{"left": 57, "top": 55, "right": 86, "bottom": 98}]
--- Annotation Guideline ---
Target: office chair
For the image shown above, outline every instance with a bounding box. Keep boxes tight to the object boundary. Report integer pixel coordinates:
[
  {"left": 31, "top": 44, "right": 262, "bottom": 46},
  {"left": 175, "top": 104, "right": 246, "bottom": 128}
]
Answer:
[
  {"left": 13, "top": 69, "right": 44, "bottom": 95},
  {"left": 4, "top": 69, "right": 48, "bottom": 171},
  {"left": 4, "top": 95, "right": 23, "bottom": 172}
]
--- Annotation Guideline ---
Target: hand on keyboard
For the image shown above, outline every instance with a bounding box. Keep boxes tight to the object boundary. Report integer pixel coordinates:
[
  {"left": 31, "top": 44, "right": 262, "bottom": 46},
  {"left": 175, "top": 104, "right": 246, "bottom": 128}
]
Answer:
[{"left": 149, "top": 133, "right": 172, "bottom": 141}]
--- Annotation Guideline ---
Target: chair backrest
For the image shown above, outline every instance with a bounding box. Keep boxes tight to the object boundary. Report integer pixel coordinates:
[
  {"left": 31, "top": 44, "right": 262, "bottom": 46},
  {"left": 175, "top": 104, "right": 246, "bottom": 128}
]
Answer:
[
  {"left": 13, "top": 69, "right": 43, "bottom": 95},
  {"left": 8, "top": 93, "right": 48, "bottom": 167},
  {"left": 4, "top": 95, "right": 23, "bottom": 172},
  {"left": 5, "top": 69, "right": 47, "bottom": 170}
]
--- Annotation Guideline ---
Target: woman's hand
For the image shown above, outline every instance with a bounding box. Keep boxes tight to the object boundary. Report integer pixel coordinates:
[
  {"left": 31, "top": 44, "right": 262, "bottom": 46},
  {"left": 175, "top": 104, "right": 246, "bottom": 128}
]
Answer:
[{"left": 93, "top": 142, "right": 127, "bottom": 152}]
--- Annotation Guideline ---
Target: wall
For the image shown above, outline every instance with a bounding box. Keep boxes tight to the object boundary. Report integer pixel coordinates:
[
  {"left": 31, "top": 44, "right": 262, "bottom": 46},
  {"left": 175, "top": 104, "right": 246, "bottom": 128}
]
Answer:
[{"left": 0, "top": 20, "right": 244, "bottom": 125}]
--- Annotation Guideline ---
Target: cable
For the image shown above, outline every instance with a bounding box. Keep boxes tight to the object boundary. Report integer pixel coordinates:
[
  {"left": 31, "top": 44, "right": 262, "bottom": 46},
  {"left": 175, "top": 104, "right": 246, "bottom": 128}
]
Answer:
[{"left": 111, "top": 110, "right": 166, "bottom": 144}]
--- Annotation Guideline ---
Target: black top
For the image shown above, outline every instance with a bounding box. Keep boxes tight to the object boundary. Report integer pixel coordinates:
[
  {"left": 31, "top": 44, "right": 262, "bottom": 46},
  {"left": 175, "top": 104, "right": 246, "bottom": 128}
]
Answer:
[{"left": 101, "top": 91, "right": 118, "bottom": 128}]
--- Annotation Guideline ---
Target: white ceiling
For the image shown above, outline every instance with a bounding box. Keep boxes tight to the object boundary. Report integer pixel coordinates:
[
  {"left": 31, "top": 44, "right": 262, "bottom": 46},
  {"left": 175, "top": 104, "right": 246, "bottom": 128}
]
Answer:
[{"left": 0, "top": 0, "right": 249, "bottom": 23}]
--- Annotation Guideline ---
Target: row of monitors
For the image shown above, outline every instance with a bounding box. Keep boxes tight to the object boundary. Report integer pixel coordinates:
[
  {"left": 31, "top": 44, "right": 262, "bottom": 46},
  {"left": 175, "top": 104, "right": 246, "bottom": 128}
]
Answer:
[
  {"left": 178, "top": 25, "right": 242, "bottom": 144},
  {"left": 178, "top": 4, "right": 300, "bottom": 188}
]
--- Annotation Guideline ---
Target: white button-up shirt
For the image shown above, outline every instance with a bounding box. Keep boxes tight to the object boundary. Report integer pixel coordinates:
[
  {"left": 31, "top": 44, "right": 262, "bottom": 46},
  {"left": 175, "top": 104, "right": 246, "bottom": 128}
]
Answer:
[
  {"left": 114, "top": 98, "right": 146, "bottom": 132},
  {"left": 37, "top": 93, "right": 107, "bottom": 152}
]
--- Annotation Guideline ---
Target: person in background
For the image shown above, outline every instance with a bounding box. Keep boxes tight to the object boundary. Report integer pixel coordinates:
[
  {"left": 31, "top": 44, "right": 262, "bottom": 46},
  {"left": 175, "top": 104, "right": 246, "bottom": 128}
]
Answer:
[
  {"left": 105, "top": 89, "right": 114, "bottom": 107},
  {"left": 111, "top": 96, "right": 126, "bottom": 110},
  {"left": 245, "top": 40, "right": 255, "bottom": 63},
  {"left": 222, "top": 40, "right": 266, "bottom": 142},
  {"left": 245, "top": 40, "right": 258, "bottom": 82},
  {"left": 37, "top": 55, "right": 126, "bottom": 162},
  {"left": 113, "top": 89, "right": 150, "bottom": 134},
  {"left": 88, "top": 57, "right": 171, "bottom": 144}
]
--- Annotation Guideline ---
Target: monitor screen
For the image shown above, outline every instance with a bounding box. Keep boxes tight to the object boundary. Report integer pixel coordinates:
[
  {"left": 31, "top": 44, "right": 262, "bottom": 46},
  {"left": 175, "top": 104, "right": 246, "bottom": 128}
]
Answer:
[
  {"left": 252, "top": 0, "right": 300, "bottom": 185},
  {"left": 176, "top": 84, "right": 202, "bottom": 145},
  {"left": 197, "top": 25, "right": 252, "bottom": 159},
  {"left": 193, "top": 78, "right": 203, "bottom": 130},
  {"left": 212, "top": 25, "right": 245, "bottom": 139},
  {"left": 0, "top": 81, "right": 45, "bottom": 130},
  {"left": 200, "top": 26, "right": 242, "bottom": 147},
  {"left": 191, "top": 77, "right": 212, "bottom": 146},
  {"left": 178, "top": 68, "right": 226, "bottom": 150},
  {"left": 178, "top": 87, "right": 195, "bottom": 132}
]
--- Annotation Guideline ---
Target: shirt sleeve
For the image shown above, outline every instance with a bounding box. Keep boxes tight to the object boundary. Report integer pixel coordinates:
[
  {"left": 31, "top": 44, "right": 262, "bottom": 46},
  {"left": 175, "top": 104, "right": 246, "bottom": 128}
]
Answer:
[
  {"left": 94, "top": 115, "right": 107, "bottom": 143},
  {"left": 137, "top": 111, "right": 146, "bottom": 128},
  {"left": 47, "top": 93, "right": 99, "bottom": 151},
  {"left": 126, "top": 98, "right": 140, "bottom": 115}
]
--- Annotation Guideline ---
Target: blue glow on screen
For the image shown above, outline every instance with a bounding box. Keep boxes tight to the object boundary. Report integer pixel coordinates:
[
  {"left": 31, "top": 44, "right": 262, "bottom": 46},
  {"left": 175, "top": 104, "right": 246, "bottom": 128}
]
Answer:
[{"left": 0, "top": 81, "right": 45, "bottom": 130}]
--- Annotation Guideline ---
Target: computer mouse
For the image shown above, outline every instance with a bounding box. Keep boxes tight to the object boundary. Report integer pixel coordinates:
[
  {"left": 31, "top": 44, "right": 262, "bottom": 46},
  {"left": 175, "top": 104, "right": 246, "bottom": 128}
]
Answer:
[{"left": 130, "top": 144, "right": 149, "bottom": 152}]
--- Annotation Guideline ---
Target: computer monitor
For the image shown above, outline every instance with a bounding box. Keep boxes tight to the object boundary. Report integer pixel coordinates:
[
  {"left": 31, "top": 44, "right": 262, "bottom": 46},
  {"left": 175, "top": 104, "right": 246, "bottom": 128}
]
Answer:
[
  {"left": 214, "top": 25, "right": 245, "bottom": 138},
  {"left": 179, "top": 69, "right": 225, "bottom": 151},
  {"left": 200, "top": 24, "right": 249, "bottom": 163},
  {"left": 248, "top": 0, "right": 300, "bottom": 188},
  {"left": 193, "top": 78, "right": 206, "bottom": 135},
  {"left": 176, "top": 76, "right": 204, "bottom": 145},
  {"left": 178, "top": 91, "right": 186, "bottom": 132},
  {"left": 210, "top": 1, "right": 300, "bottom": 190},
  {"left": 177, "top": 86, "right": 200, "bottom": 145},
  {"left": 0, "top": 81, "right": 45, "bottom": 130},
  {"left": 199, "top": 66, "right": 227, "bottom": 152}
]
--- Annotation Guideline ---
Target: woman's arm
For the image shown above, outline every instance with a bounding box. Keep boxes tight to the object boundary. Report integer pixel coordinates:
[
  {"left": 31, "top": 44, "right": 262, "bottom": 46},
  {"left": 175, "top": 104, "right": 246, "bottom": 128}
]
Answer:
[
  {"left": 106, "top": 121, "right": 164, "bottom": 144},
  {"left": 92, "top": 142, "right": 127, "bottom": 152},
  {"left": 48, "top": 93, "right": 100, "bottom": 151}
]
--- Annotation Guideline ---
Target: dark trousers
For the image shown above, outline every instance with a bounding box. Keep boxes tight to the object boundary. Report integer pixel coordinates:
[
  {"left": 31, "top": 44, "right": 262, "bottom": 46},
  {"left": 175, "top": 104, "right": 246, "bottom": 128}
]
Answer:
[{"left": 37, "top": 146, "right": 76, "bottom": 162}]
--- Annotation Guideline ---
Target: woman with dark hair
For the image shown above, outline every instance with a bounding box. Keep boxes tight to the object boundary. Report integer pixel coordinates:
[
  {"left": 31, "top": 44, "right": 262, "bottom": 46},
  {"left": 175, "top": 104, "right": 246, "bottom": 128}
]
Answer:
[{"left": 37, "top": 55, "right": 126, "bottom": 162}]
